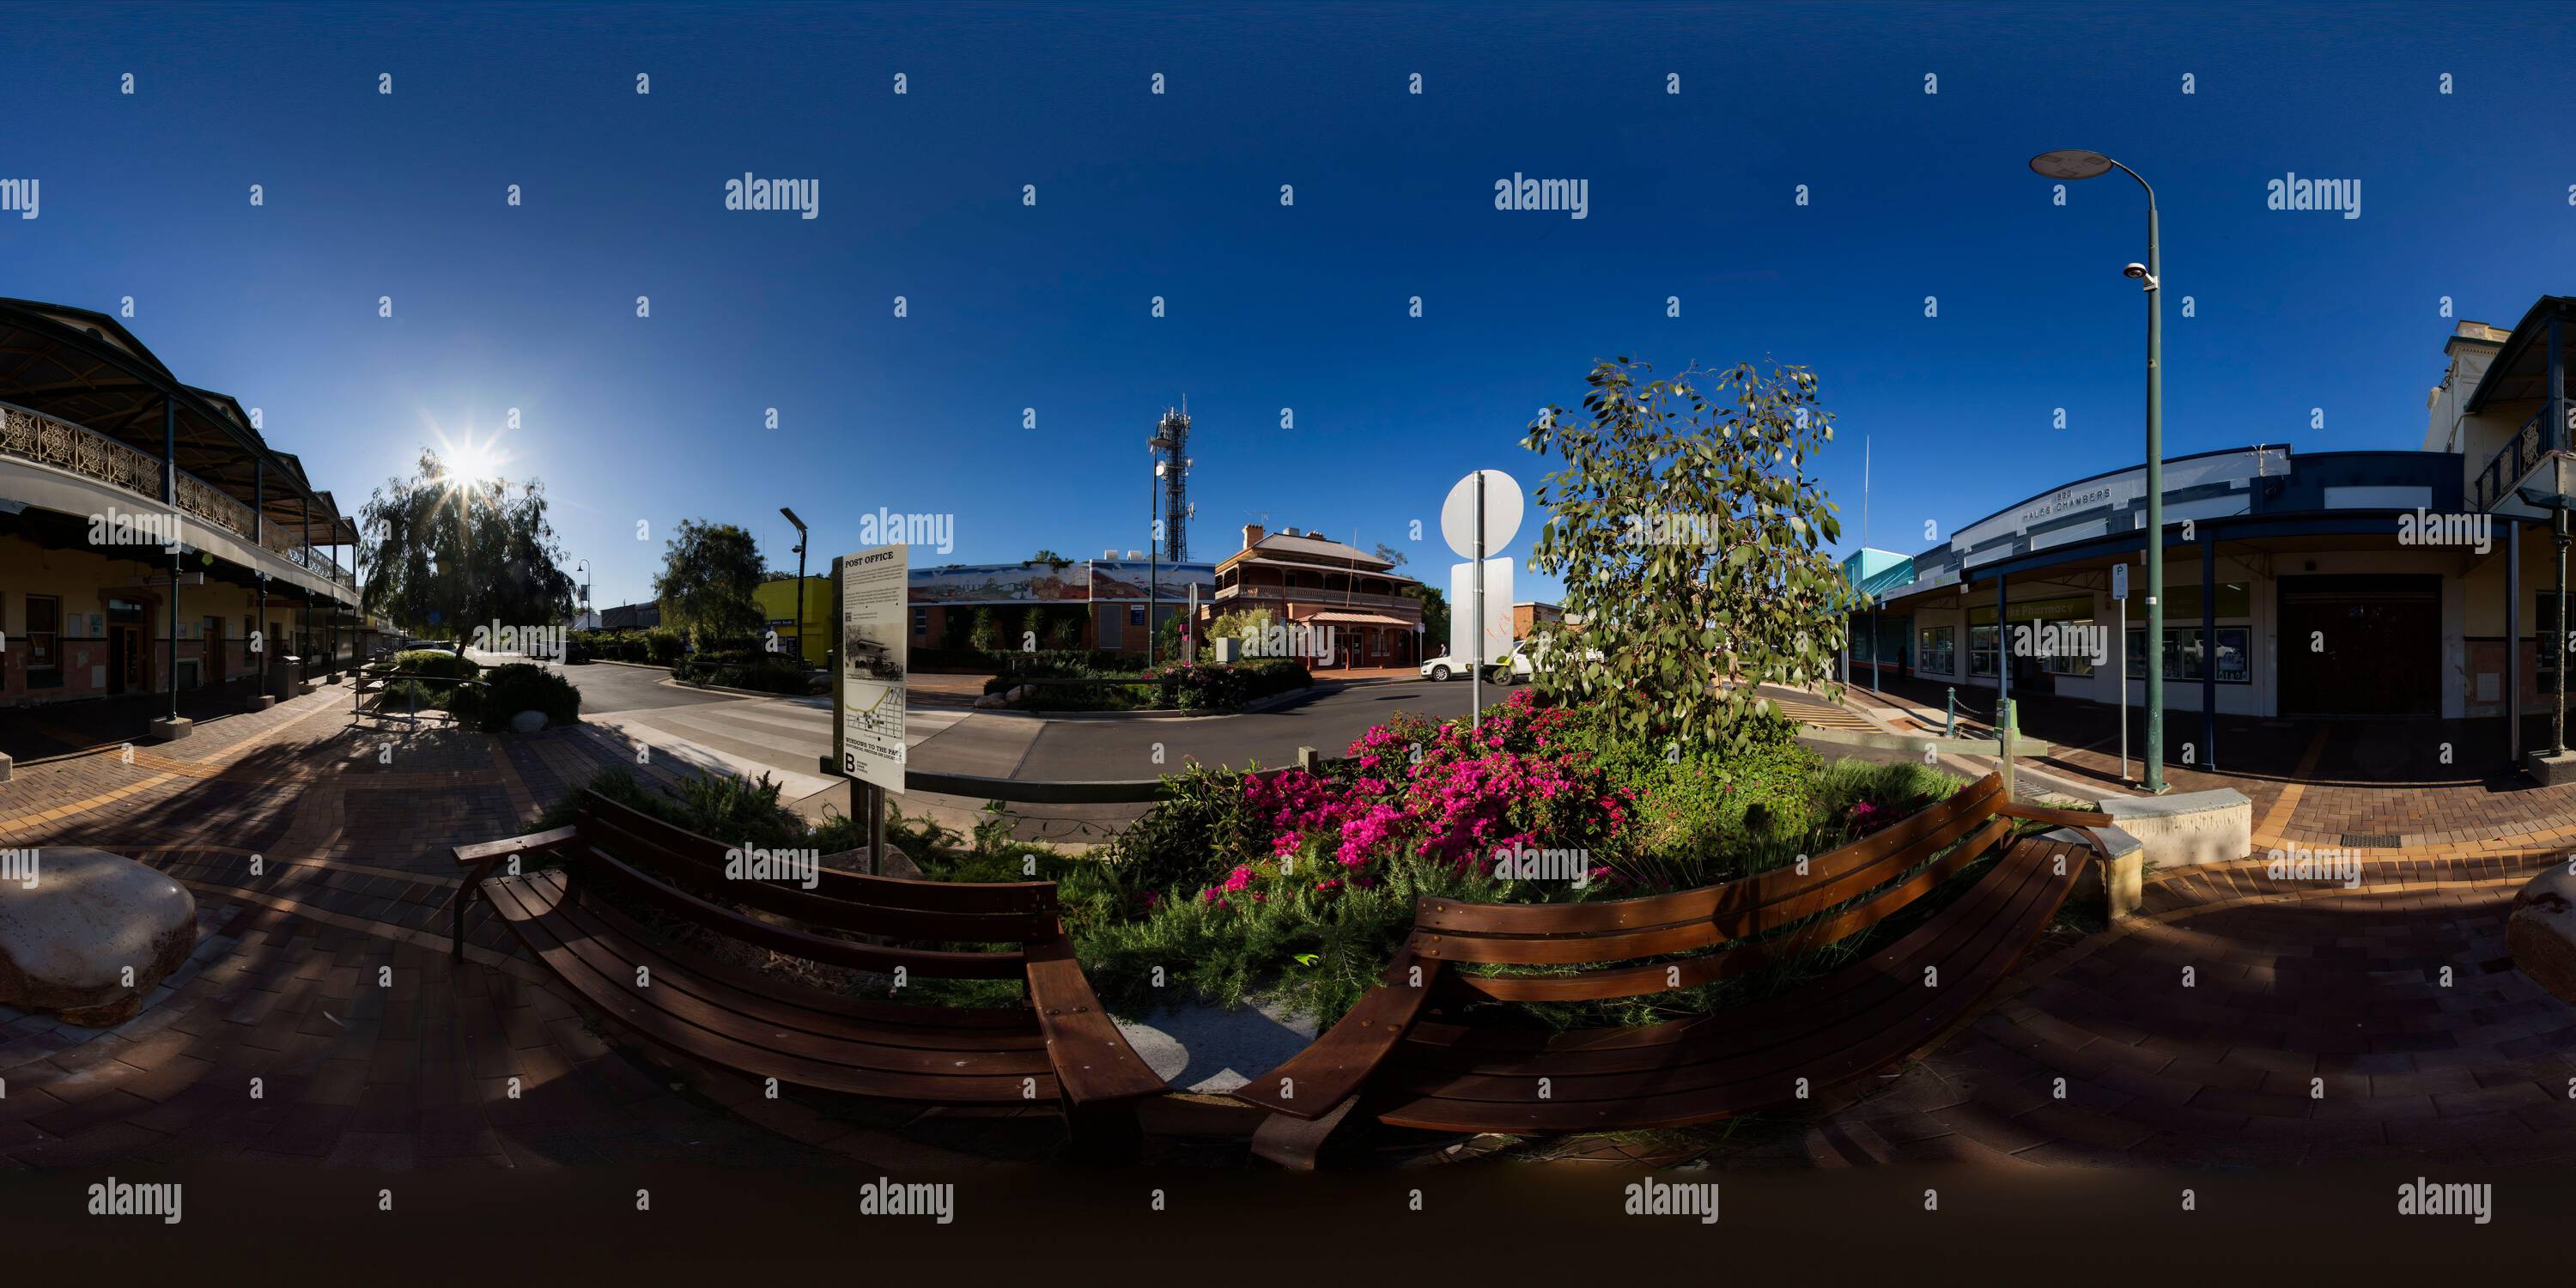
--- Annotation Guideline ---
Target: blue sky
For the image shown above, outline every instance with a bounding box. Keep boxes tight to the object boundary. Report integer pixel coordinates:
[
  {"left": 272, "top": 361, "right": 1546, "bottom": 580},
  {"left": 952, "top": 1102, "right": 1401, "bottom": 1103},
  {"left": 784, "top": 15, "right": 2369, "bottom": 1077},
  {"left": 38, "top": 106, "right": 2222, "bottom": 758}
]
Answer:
[{"left": 10, "top": 2, "right": 2576, "bottom": 610}]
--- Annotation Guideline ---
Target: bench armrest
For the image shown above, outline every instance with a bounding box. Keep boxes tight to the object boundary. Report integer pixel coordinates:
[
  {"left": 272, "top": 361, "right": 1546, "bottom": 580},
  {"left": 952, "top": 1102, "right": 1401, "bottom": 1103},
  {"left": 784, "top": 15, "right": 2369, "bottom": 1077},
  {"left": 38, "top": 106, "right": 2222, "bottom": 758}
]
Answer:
[
  {"left": 1233, "top": 939, "right": 1443, "bottom": 1121},
  {"left": 1994, "top": 801, "right": 2111, "bottom": 856},
  {"left": 453, "top": 825, "right": 579, "bottom": 867},
  {"left": 1025, "top": 934, "right": 1169, "bottom": 1105},
  {"left": 449, "top": 825, "right": 578, "bottom": 962}
]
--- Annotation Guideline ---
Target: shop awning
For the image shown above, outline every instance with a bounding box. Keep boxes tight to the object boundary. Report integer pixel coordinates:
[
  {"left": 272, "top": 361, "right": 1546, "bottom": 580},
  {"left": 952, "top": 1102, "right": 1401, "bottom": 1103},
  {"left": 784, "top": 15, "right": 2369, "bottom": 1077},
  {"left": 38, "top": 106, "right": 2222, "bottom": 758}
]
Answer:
[{"left": 1306, "top": 611, "right": 1411, "bottom": 626}]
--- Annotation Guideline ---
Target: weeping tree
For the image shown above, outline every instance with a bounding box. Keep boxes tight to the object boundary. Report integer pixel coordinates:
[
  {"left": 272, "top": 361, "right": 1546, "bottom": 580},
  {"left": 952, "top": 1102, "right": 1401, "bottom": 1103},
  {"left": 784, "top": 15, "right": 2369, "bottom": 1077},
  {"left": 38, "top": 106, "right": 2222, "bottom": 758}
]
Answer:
[
  {"left": 361, "top": 450, "right": 576, "bottom": 652},
  {"left": 1522, "top": 356, "right": 1851, "bottom": 753},
  {"left": 653, "top": 519, "right": 768, "bottom": 647}
]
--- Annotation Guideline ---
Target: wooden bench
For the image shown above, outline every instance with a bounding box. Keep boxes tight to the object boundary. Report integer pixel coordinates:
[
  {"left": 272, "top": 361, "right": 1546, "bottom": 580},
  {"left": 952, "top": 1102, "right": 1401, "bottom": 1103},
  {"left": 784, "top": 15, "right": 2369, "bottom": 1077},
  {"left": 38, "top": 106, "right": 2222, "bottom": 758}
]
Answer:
[
  {"left": 450, "top": 789, "right": 1168, "bottom": 1160},
  {"left": 1232, "top": 771, "right": 2105, "bottom": 1166}
]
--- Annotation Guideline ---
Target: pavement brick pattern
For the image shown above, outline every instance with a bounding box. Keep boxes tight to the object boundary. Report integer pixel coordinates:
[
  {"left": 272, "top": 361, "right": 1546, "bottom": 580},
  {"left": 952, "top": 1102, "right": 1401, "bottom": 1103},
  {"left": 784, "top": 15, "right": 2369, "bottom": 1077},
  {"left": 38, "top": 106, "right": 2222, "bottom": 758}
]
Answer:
[{"left": 8, "top": 677, "right": 2576, "bottom": 1170}]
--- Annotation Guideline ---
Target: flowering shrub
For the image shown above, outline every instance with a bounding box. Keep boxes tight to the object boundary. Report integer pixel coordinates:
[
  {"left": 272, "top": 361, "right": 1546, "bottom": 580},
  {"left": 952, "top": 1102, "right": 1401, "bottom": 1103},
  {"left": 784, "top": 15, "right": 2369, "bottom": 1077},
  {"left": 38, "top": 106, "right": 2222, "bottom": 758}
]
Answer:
[{"left": 1205, "top": 690, "right": 1632, "bottom": 902}]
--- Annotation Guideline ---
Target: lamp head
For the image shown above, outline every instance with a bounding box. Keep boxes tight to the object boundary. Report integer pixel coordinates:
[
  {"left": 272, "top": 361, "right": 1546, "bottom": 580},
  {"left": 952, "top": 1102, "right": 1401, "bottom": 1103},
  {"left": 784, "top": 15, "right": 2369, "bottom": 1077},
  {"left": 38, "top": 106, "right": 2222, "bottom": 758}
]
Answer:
[{"left": 2030, "top": 149, "right": 2114, "bottom": 180}]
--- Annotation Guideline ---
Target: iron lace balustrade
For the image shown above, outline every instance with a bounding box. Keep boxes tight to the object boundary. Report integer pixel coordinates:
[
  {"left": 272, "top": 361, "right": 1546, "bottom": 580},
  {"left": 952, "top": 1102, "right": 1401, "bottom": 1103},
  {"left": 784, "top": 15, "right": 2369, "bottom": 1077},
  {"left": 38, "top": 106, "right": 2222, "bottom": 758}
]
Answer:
[
  {"left": 2476, "top": 404, "right": 2564, "bottom": 512},
  {"left": 3, "top": 398, "right": 349, "bottom": 585}
]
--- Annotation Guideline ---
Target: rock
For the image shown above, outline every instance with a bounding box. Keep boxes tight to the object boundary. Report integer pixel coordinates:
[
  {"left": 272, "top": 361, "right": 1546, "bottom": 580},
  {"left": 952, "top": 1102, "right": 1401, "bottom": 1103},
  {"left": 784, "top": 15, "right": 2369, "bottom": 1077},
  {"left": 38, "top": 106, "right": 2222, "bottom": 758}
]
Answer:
[
  {"left": 821, "top": 844, "right": 919, "bottom": 878},
  {"left": 508, "top": 708, "right": 549, "bottom": 734},
  {"left": 973, "top": 693, "right": 1006, "bottom": 708},
  {"left": 0, "top": 847, "right": 198, "bottom": 1026},
  {"left": 2509, "top": 866, "right": 2576, "bottom": 1004},
  {"left": 1006, "top": 684, "right": 1034, "bottom": 702}
]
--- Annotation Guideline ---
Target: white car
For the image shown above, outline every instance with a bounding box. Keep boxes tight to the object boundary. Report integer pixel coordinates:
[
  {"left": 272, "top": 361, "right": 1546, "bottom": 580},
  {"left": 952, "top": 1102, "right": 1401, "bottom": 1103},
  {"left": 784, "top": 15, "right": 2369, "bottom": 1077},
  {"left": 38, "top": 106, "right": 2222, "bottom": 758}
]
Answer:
[{"left": 1420, "top": 643, "right": 1571, "bottom": 684}]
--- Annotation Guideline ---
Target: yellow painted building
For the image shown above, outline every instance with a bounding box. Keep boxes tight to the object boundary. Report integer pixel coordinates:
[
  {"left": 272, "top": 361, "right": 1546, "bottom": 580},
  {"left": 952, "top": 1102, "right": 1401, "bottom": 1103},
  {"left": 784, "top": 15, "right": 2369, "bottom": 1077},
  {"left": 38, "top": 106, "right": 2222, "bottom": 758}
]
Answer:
[{"left": 755, "top": 575, "right": 830, "bottom": 665}]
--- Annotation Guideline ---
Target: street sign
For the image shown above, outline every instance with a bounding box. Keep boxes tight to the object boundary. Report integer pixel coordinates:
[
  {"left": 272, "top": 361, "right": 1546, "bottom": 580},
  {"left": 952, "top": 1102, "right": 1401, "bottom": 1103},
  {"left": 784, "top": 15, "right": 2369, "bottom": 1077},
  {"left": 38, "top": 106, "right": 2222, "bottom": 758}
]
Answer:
[
  {"left": 1440, "top": 469, "right": 1523, "bottom": 560},
  {"left": 835, "top": 544, "right": 908, "bottom": 794},
  {"left": 2112, "top": 562, "right": 2130, "bottom": 600},
  {"left": 1449, "top": 557, "right": 1515, "bottom": 665}
]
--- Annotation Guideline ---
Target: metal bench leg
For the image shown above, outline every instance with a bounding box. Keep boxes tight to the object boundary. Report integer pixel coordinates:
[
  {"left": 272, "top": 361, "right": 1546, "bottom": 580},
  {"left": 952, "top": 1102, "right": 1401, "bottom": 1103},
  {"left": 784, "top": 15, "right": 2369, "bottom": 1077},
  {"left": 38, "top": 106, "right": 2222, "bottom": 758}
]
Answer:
[
  {"left": 1251, "top": 1095, "right": 1360, "bottom": 1170},
  {"left": 452, "top": 860, "right": 496, "bottom": 961}
]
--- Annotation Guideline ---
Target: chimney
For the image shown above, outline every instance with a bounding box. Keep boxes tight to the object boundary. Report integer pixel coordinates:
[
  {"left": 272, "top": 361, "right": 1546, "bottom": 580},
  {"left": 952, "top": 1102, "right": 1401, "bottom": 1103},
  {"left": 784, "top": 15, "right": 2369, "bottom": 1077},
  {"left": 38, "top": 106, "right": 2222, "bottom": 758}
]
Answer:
[
  {"left": 1242, "top": 524, "right": 1265, "bottom": 550},
  {"left": 1282, "top": 526, "right": 1300, "bottom": 538},
  {"left": 1103, "top": 549, "right": 1118, "bottom": 559}
]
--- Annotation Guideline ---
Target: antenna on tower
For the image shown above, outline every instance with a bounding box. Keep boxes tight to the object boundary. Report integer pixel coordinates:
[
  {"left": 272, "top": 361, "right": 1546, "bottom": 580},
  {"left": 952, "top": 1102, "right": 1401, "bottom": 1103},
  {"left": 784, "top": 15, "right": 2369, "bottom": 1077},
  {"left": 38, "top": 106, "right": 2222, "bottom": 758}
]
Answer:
[{"left": 1151, "top": 402, "right": 1193, "bottom": 562}]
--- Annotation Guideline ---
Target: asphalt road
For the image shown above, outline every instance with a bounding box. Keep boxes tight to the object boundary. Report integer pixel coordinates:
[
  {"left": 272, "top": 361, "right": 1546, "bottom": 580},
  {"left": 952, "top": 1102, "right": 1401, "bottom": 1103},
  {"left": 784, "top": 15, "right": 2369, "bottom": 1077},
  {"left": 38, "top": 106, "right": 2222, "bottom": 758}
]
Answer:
[
  {"left": 544, "top": 658, "right": 741, "bottom": 714},
  {"left": 1012, "top": 678, "right": 1507, "bottom": 780}
]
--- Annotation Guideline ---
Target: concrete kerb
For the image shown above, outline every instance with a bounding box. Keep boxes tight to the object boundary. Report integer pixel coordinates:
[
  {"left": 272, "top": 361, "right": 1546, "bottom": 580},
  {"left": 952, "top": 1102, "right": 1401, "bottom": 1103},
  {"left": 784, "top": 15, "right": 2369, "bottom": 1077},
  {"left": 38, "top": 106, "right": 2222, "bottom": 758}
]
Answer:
[{"left": 975, "top": 681, "right": 1332, "bottom": 722}]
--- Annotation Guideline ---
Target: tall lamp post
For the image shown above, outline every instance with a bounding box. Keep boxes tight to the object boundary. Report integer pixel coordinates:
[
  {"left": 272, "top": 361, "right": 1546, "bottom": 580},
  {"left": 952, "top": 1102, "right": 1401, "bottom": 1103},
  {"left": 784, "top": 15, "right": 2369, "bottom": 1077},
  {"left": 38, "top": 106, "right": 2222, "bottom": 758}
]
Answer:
[
  {"left": 2032, "top": 148, "right": 2166, "bottom": 793},
  {"left": 574, "top": 559, "right": 592, "bottom": 632},
  {"left": 780, "top": 508, "right": 808, "bottom": 665}
]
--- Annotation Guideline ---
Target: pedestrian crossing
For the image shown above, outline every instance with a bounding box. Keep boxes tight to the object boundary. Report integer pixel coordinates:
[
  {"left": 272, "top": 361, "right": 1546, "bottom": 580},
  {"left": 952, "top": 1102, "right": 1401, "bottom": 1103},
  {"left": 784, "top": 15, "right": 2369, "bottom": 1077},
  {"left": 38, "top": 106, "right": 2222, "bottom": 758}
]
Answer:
[
  {"left": 584, "top": 696, "right": 973, "bottom": 795},
  {"left": 1771, "top": 697, "right": 1879, "bottom": 732}
]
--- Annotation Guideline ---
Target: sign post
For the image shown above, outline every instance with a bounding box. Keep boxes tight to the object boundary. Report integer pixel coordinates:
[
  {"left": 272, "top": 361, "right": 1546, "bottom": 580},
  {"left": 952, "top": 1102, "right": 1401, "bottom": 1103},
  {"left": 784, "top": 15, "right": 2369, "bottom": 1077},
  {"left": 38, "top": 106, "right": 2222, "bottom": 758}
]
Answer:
[
  {"left": 2112, "top": 561, "right": 2130, "bottom": 785},
  {"left": 1442, "top": 469, "right": 1523, "bottom": 733},
  {"left": 836, "top": 544, "right": 909, "bottom": 872}
]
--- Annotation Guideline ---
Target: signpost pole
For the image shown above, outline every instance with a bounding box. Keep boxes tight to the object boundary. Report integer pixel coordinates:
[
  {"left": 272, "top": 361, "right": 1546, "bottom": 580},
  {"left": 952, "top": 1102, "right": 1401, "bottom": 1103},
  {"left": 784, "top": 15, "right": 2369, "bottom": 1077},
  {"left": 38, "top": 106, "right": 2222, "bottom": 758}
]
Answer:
[
  {"left": 1472, "top": 471, "right": 1485, "bottom": 733},
  {"left": 831, "top": 552, "right": 847, "bottom": 854},
  {"left": 2115, "top": 562, "right": 2130, "bottom": 784}
]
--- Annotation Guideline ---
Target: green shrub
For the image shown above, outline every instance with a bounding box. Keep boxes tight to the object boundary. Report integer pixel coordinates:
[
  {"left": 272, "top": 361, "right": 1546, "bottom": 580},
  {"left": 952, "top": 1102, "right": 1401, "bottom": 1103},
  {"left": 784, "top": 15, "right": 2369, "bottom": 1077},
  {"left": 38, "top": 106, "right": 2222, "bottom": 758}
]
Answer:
[
  {"left": 644, "top": 628, "right": 685, "bottom": 665},
  {"left": 392, "top": 649, "right": 480, "bottom": 680},
  {"left": 477, "top": 662, "right": 581, "bottom": 732},
  {"left": 543, "top": 767, "right": 808, "bottom": 851},
  {"left": 1100, "top": 762, "right": 1273, "bottom": 903}
]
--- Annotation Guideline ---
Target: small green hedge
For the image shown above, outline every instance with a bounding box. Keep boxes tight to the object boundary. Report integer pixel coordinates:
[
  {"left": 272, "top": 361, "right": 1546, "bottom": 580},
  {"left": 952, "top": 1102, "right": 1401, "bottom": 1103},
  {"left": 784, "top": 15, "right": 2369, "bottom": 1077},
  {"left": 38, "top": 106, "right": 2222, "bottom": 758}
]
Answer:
[
  {"left": 675, "top": 650, "right": 813, "bottom": 694},
  {"left": 477, "top": 662, "right": 582, "bottom": 732},
  {"left": 392, "top": 649, "right": 480, "bottom": 680}
]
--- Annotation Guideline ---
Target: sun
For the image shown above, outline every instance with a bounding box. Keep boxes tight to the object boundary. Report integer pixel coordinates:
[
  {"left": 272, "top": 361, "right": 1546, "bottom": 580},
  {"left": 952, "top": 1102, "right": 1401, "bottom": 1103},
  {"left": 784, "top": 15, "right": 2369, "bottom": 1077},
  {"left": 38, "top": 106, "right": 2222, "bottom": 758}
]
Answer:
[{"left": 433, "top": 432, "right": 507, "bottom": 489}]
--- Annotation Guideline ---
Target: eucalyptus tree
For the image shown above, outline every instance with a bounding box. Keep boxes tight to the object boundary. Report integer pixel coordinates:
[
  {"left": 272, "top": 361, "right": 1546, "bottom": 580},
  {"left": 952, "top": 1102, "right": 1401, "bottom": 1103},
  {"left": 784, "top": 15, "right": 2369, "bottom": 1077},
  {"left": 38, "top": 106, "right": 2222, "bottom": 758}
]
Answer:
[
  {"left": 360, "top": 449, "right": 576, "bottom": 652},
  {"left": 1522, "top": 357, "right": 1850, "bottom": 752}
]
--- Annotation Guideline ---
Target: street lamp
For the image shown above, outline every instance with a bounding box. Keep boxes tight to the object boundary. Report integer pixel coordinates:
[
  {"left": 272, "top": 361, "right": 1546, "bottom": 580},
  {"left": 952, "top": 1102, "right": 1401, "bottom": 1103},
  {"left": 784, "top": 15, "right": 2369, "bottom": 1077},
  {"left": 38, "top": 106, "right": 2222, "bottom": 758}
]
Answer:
[
  {"left": 780, "top": 507, "right": 808, "bottom": 666},
  {"left": 2032, "top": 148, "right": 2166, "bottom": 793}
]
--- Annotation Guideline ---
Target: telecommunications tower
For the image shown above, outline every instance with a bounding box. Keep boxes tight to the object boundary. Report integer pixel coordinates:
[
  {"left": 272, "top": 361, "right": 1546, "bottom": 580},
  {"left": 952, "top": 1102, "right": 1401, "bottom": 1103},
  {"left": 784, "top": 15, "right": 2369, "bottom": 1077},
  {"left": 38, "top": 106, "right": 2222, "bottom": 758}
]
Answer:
[{"left": 1151, "top": 403, "right": 1193, "bottom": 562}]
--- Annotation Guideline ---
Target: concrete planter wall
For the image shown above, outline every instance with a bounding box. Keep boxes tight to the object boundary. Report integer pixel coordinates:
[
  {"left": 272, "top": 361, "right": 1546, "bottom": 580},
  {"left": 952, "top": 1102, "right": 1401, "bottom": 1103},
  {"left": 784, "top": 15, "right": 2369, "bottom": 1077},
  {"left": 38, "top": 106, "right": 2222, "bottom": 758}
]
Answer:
[{"left": 2097, "top": 788, "right": 2253, "bottom": 870}]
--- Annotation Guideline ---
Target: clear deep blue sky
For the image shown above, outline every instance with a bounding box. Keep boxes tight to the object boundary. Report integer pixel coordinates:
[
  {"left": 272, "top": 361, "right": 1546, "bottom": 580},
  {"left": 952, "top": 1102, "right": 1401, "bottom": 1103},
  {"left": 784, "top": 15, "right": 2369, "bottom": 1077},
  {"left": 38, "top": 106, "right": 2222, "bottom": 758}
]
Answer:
[{"left": 11, "top": 2, "right": 2575, "bottom": 610}]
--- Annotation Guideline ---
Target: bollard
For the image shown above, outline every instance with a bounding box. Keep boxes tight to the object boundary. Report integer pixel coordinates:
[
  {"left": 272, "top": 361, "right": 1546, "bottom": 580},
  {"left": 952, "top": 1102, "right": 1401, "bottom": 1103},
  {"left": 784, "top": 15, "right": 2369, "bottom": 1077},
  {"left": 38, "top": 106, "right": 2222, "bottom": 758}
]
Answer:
[
  {"left": 2000, "top": 699, "right": 2020, "bottom": 800},
  {"left": 1297, "top": 745, "right": 1320, "bottom": 773},
  {"left": 1945, "top": 687, "right": 1957, "bottom": 739}
]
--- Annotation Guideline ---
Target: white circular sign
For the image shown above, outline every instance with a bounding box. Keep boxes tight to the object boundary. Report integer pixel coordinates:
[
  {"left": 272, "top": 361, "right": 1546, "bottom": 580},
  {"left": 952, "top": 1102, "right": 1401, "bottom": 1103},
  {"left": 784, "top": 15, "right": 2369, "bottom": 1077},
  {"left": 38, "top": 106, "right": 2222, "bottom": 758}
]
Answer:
[{"left": 1441, "top": 469, "right": 1523, "bottom": 559}]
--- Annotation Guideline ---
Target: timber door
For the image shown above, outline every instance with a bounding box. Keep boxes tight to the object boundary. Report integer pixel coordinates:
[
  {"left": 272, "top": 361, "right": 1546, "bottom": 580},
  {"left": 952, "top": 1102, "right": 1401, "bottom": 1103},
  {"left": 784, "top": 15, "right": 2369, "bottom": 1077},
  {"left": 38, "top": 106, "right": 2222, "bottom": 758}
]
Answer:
[{"left": 2276, "top": 575, "right": 2441, "bottom": 717}]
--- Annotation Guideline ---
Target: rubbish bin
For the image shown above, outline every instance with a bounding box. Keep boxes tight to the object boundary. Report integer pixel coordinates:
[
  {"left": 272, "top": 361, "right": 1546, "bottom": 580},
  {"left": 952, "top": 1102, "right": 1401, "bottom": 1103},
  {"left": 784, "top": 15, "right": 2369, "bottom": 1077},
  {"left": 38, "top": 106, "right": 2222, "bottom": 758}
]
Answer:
[{"left": 269, "top": 653, "right": 302, "bottom": 702}]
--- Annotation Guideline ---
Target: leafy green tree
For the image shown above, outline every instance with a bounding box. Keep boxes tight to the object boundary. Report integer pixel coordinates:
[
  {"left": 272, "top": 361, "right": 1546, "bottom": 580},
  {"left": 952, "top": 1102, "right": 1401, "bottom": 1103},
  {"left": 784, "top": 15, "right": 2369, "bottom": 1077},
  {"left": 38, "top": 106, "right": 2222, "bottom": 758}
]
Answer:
[
  {"left": 969, "top": 606, "right": 1000, "bottom": 652},
  {"left": 360, "top": 450, "right": 576, "bottom": 653},
  {"left": 1522, "top": 357, "right": 1849, "bottom": 752},
  {"left": 653, "top": 519, "right": 766, "bottom": 647},
  {"left": 1026, "top": 550, "right": 1074, "bottom": 571}
]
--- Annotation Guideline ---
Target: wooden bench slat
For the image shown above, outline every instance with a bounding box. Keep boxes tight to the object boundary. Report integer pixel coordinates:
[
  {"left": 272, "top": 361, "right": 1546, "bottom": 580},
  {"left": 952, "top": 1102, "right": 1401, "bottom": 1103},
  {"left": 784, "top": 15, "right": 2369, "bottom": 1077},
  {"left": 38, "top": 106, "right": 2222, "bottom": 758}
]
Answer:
[
  {"left": 481, "top": 874, "right": 1059, "bottom": 1103},
  {"left": 455, "top": 789, "right": 1164, "bottom": 1157},
  {"left": 1226, "top": 940, "right": 1447, "bottom": 1120},
  {"left": 1371, "top": 837, "right": 2077, "bottom": 1126},
  {"left": 1440, "top": 814, "right": 2016, "bottom": 1002},
  {"left": 534, "top": 872, "right": 1051, "bottom": 1052},
  {"left": 575, "top": 844, "right": 1030, "bottom": 979},
  {"left": 1410, "top": 773, "right": 2006, "bottom": 937},
  {"left": 580, "top": 802, "right": 1054, "bottom": 944},
  {"left": 583, "top": 793, "right": 1059, "bottom": 916},
  {"left": 1024, "top": 936, "right": 1177, "bottom": 1104},
  {"left": 490, "top": 873, "right": 1054, "bottom": 1079},
  {"left": 1403, "top": 823, "right": 2046, "bottom": 1062}
]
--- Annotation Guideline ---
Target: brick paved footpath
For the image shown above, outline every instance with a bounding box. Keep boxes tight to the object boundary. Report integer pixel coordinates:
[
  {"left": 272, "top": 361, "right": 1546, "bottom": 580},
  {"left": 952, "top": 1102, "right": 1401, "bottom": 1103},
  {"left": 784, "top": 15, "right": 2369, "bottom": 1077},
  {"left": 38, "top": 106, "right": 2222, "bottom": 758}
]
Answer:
[
  {"left": 0, "top": 682, "right": 1038, "bottom": 1171},
  {"left": 9, "top": 679, "right": 2576, "bottom": 1170}
]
